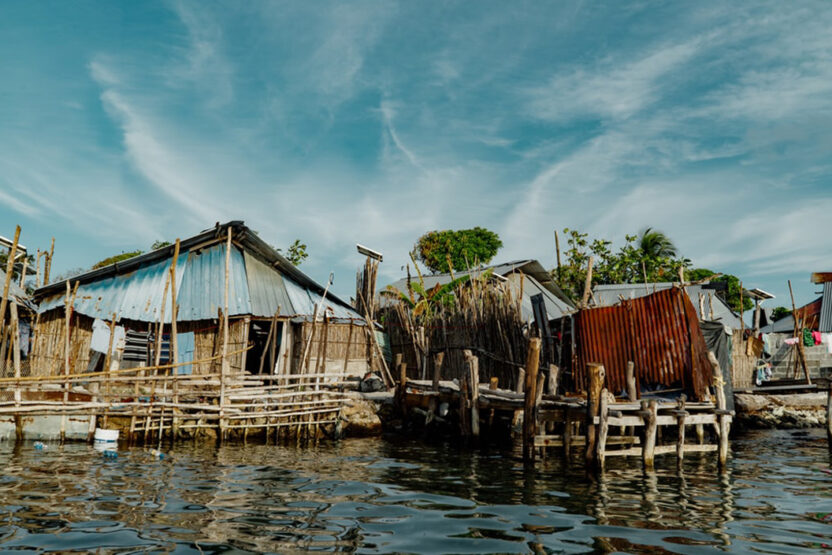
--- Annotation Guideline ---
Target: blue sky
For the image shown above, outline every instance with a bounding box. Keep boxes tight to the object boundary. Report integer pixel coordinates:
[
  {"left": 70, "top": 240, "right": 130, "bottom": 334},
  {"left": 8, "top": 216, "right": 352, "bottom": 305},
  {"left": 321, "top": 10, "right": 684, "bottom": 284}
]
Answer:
[{"left": 1, "top": 1, "right": 830, "bottom": 309}]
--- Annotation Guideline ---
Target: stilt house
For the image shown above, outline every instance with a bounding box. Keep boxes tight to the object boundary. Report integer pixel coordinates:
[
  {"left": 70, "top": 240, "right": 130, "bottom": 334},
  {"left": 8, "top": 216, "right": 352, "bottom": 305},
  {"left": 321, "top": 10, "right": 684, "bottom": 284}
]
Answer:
[{"left": 30, "top": 221, "right": 374, "bottom": 380}]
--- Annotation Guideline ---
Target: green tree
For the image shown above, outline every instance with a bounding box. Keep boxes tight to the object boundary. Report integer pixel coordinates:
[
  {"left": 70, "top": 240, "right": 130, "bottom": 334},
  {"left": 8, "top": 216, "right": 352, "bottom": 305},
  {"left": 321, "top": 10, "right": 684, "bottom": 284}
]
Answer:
[
  {"left": 414, "top": 227, "right": 503, "bottom": 273},
  {"left": 771, "top": 306, "right": 792, "bottom": 321},
  {"left": 638, "top": 227, "right": 677, "bottom": 258},
  {"left": 552, "top": 228, "right": 691, "bottom": 302},
  {"left": 92, "top": 250, "right": 144, "bottom": 270},
  {"left": 277, "top": 239, "right": 308, "bottom": 266},
  {"left": 151, "top": 240, "right": 172, "bottom": 250},
  {"left": 683, "top": 268, "right": 753, "bottom": 313}
]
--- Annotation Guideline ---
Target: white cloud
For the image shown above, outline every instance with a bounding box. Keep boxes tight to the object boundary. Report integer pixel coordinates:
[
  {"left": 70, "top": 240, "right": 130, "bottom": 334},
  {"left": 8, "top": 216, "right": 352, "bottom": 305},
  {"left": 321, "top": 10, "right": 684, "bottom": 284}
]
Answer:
[{"left": 527, "top": 39, "right": 704, "bottom": 122}]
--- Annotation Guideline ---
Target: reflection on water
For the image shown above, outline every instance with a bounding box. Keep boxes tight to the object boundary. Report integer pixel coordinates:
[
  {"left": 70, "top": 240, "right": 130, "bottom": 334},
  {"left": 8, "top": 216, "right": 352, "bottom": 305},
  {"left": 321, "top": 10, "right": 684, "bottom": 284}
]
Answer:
[{"left": 0, "top": 428, "right": 828, "bottom": 553}]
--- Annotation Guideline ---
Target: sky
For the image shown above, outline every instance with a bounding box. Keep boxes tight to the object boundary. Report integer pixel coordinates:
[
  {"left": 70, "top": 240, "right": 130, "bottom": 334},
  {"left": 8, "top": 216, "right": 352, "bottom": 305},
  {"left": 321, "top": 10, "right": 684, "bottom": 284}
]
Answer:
[{"left": 1, "top": 0, "right": 830, "bottom": 309}]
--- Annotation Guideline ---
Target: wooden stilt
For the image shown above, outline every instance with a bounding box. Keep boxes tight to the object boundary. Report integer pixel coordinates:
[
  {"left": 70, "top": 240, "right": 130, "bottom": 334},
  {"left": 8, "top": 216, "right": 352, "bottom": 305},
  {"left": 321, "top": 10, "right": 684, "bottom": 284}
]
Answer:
[
  {"left": 522, "top": 337, "right": 541, "bottom": 461},
  {"left": 597, "top": 387, "right": 610, "bottom": 470},
  {"left": 642, "top": 399, "right": 658, "bottom": 471},
  {"left": 467, "top": 352, "right": 480, "bottom": 438},
  {"left": 219, "top": 228, "right": 232, "bottom": 442},
  {"left": 676, "top": 394, "right": 687, "bottom": 467},
  {"left": 11, "top": 303, "right": 22, "bottom": 441},
  {"left": 826, "top": 383, "right": 832, "bottom": 449},
  {"left": 584, "top": 362, "right": 605, "bottom": 468},
  {"left": 0, "top": 225, "right": 21, "bottom": 343},
  {"left": 432, "top": 352, "right": 444, "bottom": 391},
  {"left": 708, "top": 351, "right": 730, "bottom": 467}
]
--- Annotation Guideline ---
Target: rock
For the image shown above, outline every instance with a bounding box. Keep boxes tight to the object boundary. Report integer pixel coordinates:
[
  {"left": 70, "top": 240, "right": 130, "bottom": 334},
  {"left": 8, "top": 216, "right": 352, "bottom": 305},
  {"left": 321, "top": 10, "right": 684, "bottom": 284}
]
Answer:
[
  {"left": 340, "top": 396, "right": 383, "bottom": 437},
  {"left": 735, "top": 392, "right": 827, "bottom": 429}
]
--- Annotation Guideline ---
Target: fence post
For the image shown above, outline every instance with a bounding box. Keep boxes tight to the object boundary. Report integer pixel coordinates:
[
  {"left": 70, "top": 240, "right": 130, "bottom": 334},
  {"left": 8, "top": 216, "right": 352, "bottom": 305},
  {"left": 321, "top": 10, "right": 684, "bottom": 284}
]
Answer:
[{"left": 522, "top": 337, "right": 542, "bottom": 461}]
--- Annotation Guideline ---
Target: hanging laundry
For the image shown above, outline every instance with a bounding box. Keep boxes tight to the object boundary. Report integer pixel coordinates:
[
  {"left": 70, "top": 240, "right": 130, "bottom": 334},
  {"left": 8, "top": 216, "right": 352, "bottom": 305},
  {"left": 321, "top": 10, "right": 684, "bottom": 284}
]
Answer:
[
  {"left": 803, "top": 328, "right": 814, "bottom": 347},
  {"left": 18, "top": 320, "right": 31, "bottom": 356},
  {"left": 90, "top": 319, "right": 111, "bottom": 353},
  {"left": 825, "top": 333, "right": 832, "bottom": 355},
  {"left": 812, "top": 331, "right": 822, "bottom": 345},
  {"left": 784, "top": 337, "right": 799, "bottom": 346},
  {"left": 762, "top": 333, "right": 772, "bottom": 356}
]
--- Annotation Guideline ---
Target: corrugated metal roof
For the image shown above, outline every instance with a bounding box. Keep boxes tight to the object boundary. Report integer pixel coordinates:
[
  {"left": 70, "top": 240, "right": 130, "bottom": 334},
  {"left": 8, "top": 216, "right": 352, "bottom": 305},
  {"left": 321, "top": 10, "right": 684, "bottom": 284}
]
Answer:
[
  {"left": 244, "top": 251, "right": 294, "bottom": 317},
  {"left": 574, "top": 287, "right": 712, "bottom": 401},
  {"left": 820, "top": 282, "right": 832, "bottom": 333},
  {"left": 0, "top": 269, "right": 36, "bottom": 311},
  {"left": 503, "top": 273, "right": 571, "bottom": 322},
  {"left": 39, "top": 251, "right": 189, "bottom": 321},
  {"left": 37, "top": 234, "right": 365, "bottom": 323},
  {"left": 593, "top": 282, "right": 742, "bottom": 329},
  {"left": 176, "top": 243, "right": 250, "bottom": 321},
  {"left": 283, "top": 276, "right": 361, "bottom": 319}
]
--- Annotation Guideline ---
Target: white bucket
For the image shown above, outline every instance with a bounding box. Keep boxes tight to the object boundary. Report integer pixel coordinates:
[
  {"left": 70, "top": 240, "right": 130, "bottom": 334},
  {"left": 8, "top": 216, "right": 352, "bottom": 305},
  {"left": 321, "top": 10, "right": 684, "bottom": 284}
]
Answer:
[{"left": 94, "top": 428, "right": 119, "bottom": 443}]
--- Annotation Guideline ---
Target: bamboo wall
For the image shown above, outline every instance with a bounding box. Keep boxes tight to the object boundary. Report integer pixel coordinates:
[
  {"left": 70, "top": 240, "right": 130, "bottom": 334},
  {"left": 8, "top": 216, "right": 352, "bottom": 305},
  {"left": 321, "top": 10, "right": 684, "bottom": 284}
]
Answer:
[
  {"left": 289, "top": 319, "right": 373, "bottom": 377},
  {"left": 28, "top": 309, "right": 247, "bottom": 378}
]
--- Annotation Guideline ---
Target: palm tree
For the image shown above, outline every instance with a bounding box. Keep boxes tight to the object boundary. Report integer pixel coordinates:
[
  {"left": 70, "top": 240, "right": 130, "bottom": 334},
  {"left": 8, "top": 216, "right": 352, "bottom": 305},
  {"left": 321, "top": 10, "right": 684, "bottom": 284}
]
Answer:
[{"left": 638, "top": 227, "right": 677, "bottom": 259}]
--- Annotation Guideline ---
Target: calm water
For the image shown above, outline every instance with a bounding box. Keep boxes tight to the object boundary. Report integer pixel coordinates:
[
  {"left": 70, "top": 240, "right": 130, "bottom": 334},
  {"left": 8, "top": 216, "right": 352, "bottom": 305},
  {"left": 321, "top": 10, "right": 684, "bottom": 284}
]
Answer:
[{"left": 0, "top": 429, "right": 829, "bottom": 554}]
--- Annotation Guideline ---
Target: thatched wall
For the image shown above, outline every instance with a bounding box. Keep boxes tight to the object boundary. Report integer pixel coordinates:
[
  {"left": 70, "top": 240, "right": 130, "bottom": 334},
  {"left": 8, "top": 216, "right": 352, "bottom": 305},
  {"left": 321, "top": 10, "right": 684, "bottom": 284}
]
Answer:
[{"left": 383, "top": 281, "right": 529, "bottom": 390}]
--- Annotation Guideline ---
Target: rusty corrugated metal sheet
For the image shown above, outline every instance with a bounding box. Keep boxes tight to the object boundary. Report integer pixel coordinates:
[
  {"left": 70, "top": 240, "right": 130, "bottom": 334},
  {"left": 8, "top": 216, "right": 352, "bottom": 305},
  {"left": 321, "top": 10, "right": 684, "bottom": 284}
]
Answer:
[{"left": 573, "top": 287, "right": 712, "bottom": 401}]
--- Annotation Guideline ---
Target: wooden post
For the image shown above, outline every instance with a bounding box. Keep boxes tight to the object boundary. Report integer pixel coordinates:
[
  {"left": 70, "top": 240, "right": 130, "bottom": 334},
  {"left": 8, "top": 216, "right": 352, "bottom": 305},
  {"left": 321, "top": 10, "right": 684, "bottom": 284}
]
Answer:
[
  {"left": 219, "top": 228, "right": 232, "bottom": 441},
  {"left": 547, "top": 364, "right": 559, "bottom": 397},
  {"left": 169, "top": 239, "right": 180, "bottom": 439},
  {"left": 826, "top": 383, "right": 832, "bottom": 449},
  {"left": 397, "top": 362, "right": 408, "bottom": 418},
  {"left": 44, "top": 237, "right": 54, "bottom": 285},
  {"left": 753, "top": 298, "right": 761, "bottom": 334},
  {"left": 581, "top": 256, "right": 594, "bottom": 307},
  {"left": 459, "top": 372, "right": 470, "bottom": 437},
  {"left": 642, "top": 399, "right": 658, "bottom": 471},
  {"left": 35, "top": 249, "right": 41, "bottom": 288},
  {"left": 563, "top": 408, "right": 573, "bottom": 460},
  {"left": 516, "top": 368, "right": 525, "bottom": 394},
  {"left": 596, "top": 388, "right": 610, "bottom": 471},
  {"left": 10, "top": 303, "right": 22, "bottom": 440},
  {"left": 554, "top": 229, "right": 562, "bottom": 278},
  {"left": 60, "top": 281, "right": 78, "bottom": 443},
  {"left": 102, "top": 313, "right": 117, "bottom": 429},
  {"left": 0, "top": 225, "right": 21, "bottom": 341},
  {"left": 626, "top": 361, "right": 637, "bottom": 401},
  {"left": 709, "top": 351, "right": 730, "bottom": 467},
  {"left": 676, "top": 394, "right": 687, "bottom": 467},
  {"left": 788, "top": 280, "right": 811, "bottom": 385},
  {"left": 584, "top": 362, "right": 605, "bottom": 468},
  {"left": 18, "top": 256, "right": 27, "bottom": 289},
  {"left": 432, "top": 351, "right": 444, "bottom": 391},
  {"left": 522, "top": 337, "right": 542, "bottom": 461},
  {"left": 466, "top": 351, "right": 480, "bottom": 438}
]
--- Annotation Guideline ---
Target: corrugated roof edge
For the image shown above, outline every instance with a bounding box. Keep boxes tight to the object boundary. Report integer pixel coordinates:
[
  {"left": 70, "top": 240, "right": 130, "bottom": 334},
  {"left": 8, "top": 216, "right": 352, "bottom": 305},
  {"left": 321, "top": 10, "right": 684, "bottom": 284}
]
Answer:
[{"left": 33, "top": 221, "right": 356, "bottom": 314}]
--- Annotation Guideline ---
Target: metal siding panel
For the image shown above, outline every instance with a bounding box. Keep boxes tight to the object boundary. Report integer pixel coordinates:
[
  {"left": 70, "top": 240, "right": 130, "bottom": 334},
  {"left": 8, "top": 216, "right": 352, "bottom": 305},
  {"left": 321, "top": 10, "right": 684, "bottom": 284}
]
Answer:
[
  {"left": 176, "top": 243, "right": 250, "bottom": 321},
  {"left": 243, "top": 251, "right": 296, "bottom": 317},
  {"left": 574, "top": 287, "right": 710, "bottom": 401},
  {"left": 821, "top": 282, "right": 832, "bottom": 333}
]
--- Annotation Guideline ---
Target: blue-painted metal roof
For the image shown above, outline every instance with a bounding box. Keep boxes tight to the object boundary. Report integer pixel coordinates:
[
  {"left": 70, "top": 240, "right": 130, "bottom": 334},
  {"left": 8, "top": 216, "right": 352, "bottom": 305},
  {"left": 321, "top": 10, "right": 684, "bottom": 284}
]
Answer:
[
  {"left": 243, "top": 251, "right": 295, "bottom": 318},
  {"left": 39, "top": 251, "right": 189, "bottom": 322},
  {"left": 38, "top": 240, "right": 364, "bottom": 322}
]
